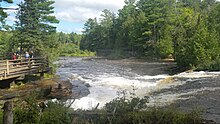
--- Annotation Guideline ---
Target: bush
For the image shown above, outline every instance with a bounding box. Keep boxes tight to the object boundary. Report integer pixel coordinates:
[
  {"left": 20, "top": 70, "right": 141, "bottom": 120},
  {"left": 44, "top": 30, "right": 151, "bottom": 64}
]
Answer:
[
  {"left": 14, "top": 93, "right": 40, "bottom": 124},
  {"left": 71, "top": 96, "right": 203, "bottom": 124},
  {"left": 40, "top": 101, "right": 72, "bottom": 124},
  {"left": 13, "top": 93, "right": 72, "bottom": 124}
]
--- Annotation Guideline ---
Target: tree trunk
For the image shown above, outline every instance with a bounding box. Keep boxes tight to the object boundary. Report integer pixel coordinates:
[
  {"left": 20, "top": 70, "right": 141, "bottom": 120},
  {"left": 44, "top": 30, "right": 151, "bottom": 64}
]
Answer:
[{"left": 2, "top": 101, "right": 13, "bottom": 124}]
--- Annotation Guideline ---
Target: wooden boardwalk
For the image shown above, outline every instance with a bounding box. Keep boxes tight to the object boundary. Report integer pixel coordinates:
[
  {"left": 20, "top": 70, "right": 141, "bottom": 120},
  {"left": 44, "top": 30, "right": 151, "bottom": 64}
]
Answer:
[{"left": 0, "top": 58, "right": 50, "bottom": 81}]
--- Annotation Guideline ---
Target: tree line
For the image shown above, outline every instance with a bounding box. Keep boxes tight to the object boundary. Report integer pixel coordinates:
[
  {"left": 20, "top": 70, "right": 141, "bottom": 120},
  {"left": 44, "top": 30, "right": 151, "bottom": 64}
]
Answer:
[
  {"left": 80, "top": 0, "right": 220, "bottom": 70},
  {"left": 0, "top": 0, "right": 86, "bottom": 61}
]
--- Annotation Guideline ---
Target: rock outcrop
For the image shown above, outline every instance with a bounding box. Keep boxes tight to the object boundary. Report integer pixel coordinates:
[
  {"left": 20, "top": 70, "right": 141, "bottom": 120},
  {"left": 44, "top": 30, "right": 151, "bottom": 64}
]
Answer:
[{"left": 48, "top": 79, "right": 73, "bottom": 100}]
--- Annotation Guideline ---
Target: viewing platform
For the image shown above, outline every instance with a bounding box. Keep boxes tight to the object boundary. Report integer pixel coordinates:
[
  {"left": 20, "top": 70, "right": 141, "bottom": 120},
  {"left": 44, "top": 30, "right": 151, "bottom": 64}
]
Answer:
[{"left": 0, "top": 57, "right": 50, "bottom": 81}]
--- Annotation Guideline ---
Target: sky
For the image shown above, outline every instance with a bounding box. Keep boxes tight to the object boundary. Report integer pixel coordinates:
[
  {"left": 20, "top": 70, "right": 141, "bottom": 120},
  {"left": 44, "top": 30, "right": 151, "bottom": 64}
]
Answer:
[{"left": 2, "top": 0, "right": 125, "bottom": 34}]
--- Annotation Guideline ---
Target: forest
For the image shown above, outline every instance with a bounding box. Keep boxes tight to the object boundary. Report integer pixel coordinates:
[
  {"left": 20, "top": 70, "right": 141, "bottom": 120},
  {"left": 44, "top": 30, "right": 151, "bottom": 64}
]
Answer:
[
  {"left": 80, "top": 0, "right": 220, "bottom": 70},
  {"left": 1, "top": 0, "right": 220, "bottom": 70}
]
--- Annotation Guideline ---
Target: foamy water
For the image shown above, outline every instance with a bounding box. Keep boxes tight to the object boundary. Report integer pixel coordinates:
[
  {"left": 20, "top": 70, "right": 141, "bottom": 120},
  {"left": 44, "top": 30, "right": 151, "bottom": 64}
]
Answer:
[
  {"left": 56, "top": 57, "right": 220, "bottom": 110},
  {"left": 69, "top": 74, "right": 168, "bottom": 109}
]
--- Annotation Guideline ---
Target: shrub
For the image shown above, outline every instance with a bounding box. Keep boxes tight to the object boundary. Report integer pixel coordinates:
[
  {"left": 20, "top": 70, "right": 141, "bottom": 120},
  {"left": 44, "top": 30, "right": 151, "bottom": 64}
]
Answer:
[
  {"left": 71, "top": 96, "right": 203, "bottom": 124},
  {"left": 13, "top": 93, "right": 72, "bottom": 124},
  {"left": 40, "top": 101, "right": 72, "bottom": 124}
]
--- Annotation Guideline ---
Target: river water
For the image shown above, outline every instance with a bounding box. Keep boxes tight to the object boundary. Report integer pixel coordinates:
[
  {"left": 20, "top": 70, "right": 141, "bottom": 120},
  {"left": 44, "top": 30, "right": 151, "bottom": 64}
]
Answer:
[{"left": 56, "top": 57, "right": 220, "bottom": 122}]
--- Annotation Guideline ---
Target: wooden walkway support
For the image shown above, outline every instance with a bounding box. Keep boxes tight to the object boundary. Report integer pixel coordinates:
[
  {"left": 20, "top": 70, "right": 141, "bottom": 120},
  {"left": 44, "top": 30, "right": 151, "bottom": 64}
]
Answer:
[
  {"left": 2, "top": 101, "right": 13, "bottom": 124},
  {"left": 0, "top": 57, "right": 50, "bottom": 81}
]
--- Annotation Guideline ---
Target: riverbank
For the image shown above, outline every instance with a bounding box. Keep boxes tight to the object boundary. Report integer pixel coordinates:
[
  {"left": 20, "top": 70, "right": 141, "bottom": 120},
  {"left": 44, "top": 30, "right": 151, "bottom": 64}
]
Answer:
[{"left": 0, "top": 77, "right": 74, "bottom": 104}]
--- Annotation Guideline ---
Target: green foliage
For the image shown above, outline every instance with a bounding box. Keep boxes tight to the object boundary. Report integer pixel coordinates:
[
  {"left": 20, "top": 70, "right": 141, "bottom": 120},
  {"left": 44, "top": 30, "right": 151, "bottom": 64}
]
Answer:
[
  {"left": 0, "top": 110, "right": 3, "bottom": 124},
  {"left": 157, "top": 25, "right": 174, "bottom": 58},
  {"left": 0, "top": 31, "right": 12, "bottom": 59},
  {"left": 40, "top": 101, "right": 72, "bottom": 124},
  {"left": 120, "top": 108, "right": 202, "bottom": 124},
  {"left": 57, "top": 32, "right": 95, "bottom": 57},
  {"left": 13, "top": 93, "right": 72, "bottom": 124},
  {"left": 105, "top": 97, "right": 149, "bottom": 113},
  {"left": 60, "top": 43, "right": 79, "bottom": 55},
  {"left": 174, "top": 11, "right": 220, "bottom": 70},
  {"left": 72, "top": 96, "right": 203, "bottom": 124},
  {"left": 14, "top": 93, "right": 41, "bottom": 124},
  {"left": 60, "top": 43, "right": 96, "bottom": 57},
  {"left": 58, "top": 32, "right": 82, "bottom": 45}
]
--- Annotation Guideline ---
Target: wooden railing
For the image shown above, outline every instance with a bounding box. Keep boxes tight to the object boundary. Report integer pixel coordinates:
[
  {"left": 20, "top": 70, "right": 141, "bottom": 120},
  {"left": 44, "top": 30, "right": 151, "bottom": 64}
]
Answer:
[{"left": 0, "top": 57, "right": 50, "bottom": 80}]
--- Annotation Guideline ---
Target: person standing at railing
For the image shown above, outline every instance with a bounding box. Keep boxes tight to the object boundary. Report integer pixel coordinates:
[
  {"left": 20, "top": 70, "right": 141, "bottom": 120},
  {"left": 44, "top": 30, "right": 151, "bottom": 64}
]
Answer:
[
  {"left": 12, "top": 53, "right": 17, "bottom": 60},
  {"left": 25, "top": 52, "right": 30, "bottom": 64},
  {"left": 29, "top": 51, "right": 34, "bottom": 65},
  {"left": 12, "top": 53, "right": 17, "bottom": 66},
  {"left": 29, "top": 51, "right": 34, "bottom": 58},
  {"left": 25, "top": 52, "right": 30, "bottom": 59}
]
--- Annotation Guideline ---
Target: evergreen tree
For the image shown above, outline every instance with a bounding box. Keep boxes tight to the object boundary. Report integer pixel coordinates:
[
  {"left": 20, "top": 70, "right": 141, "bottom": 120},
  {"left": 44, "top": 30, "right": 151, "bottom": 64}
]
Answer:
[
  {"left": 14, "top": 0, "right": 59, "bottom": 56},
  {"left": 137, "top": 0, "right": 173, "bottom": 56},
  {"left": 80, "top": 18, "right": 99, "bottom": 51},
  {"left": 114, "top": 0, "right": 137, "bottom": 52},
  {"left": 69, "top": 32, "right": 75, "bottom": 44},
  {"left": 58, "top": 32, "right": 66, "bottom": 44}
]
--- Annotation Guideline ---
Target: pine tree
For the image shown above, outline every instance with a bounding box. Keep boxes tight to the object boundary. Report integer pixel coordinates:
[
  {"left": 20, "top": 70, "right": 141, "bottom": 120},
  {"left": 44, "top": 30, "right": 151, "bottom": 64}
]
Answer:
[{"left": 14, "top": 0, "right": 59, "bottom": 56}]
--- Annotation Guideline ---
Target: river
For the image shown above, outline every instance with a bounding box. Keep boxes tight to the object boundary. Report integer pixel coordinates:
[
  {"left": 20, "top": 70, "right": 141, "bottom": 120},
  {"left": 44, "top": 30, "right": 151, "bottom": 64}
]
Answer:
[{"left": 56, "top": 57, "right": 220, "bottom": 123}]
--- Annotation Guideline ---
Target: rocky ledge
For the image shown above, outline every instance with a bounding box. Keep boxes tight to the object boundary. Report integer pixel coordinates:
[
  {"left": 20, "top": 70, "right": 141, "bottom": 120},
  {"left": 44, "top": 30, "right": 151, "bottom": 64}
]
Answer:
[{"left": 0, "top": 78, "right": 75, "bottom": 101}]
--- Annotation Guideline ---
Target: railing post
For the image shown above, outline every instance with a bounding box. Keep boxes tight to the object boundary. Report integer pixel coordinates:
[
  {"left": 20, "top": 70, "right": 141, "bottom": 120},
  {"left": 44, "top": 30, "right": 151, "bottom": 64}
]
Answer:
[
  {"left": 28, "top": 58, "right": 31, "bottom": 70},
  {"left": 6, "top": 60, "right": 9, "bottom": 75},
  {"left": 4, "top": 71, "right": 6, "bottom": 78}
]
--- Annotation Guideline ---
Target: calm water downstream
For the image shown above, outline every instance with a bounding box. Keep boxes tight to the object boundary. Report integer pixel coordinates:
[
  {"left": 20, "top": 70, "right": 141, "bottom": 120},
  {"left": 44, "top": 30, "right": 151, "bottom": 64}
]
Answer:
[{"left": 56, "top": 57, "right": 220, "bottom": 122}]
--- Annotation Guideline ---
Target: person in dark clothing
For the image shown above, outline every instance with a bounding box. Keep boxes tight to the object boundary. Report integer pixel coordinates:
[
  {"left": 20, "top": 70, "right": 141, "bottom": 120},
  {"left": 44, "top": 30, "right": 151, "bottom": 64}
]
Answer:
[{"left": 29, "top": 51, "right": 34, "bottom": 58}]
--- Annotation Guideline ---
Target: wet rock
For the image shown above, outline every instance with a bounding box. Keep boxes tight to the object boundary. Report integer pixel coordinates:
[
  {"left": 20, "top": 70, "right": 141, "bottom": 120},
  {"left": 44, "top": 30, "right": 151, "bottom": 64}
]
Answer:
[
  {"left": 48, "top": 80, "right": 73, "bottom": 100},
  {"left": 168, "top": 77, "right": 220, "bottom": 123},
  {"left": 84, "top": 83, "right": 91, "bottom": 87},
  {"left": 201, "top": 119, "right": 218, "bottom": 124},
  {"left": 71, "top": 79, "right": 91, "bottom": 98},
  {"left": 72, "top": 84, "right": 90, "bottom": 98},
  {"left": 72, "top": 80, "right": 85, "bottom": 86}
]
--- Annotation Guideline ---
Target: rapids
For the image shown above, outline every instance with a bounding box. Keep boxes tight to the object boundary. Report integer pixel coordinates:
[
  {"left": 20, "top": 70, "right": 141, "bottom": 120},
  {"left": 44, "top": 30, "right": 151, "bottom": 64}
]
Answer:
[{"left": 56, "top": 57, "right": 220, "bottom": 122}]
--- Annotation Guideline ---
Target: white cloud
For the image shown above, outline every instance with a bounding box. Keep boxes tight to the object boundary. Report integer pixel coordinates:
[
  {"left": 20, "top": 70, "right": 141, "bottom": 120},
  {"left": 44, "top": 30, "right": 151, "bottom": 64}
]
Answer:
[
  {"left": 3, "top": 5, "right": 18, "bottom": 14},
  {"left": 6, "top": 15, "right": 16, "bottom": 22},
  {"left": 53, "top": 0, "right": 125, "bottom": 23},
  {"left": 3, "top": 5, "right": 18, "bottom": 22}
]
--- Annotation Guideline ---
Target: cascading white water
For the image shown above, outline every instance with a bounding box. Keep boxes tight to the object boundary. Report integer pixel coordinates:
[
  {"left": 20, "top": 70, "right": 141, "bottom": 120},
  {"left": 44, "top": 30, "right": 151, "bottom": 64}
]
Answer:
[{"left": 56, "top": 57, "right": 220, "bottom": 110}]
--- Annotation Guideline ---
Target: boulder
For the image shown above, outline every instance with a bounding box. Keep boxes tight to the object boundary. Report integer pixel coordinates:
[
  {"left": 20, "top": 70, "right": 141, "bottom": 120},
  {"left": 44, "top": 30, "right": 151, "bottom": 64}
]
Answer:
[{"left": 48, "top": 80, "right": 73, "bottom": 100}]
